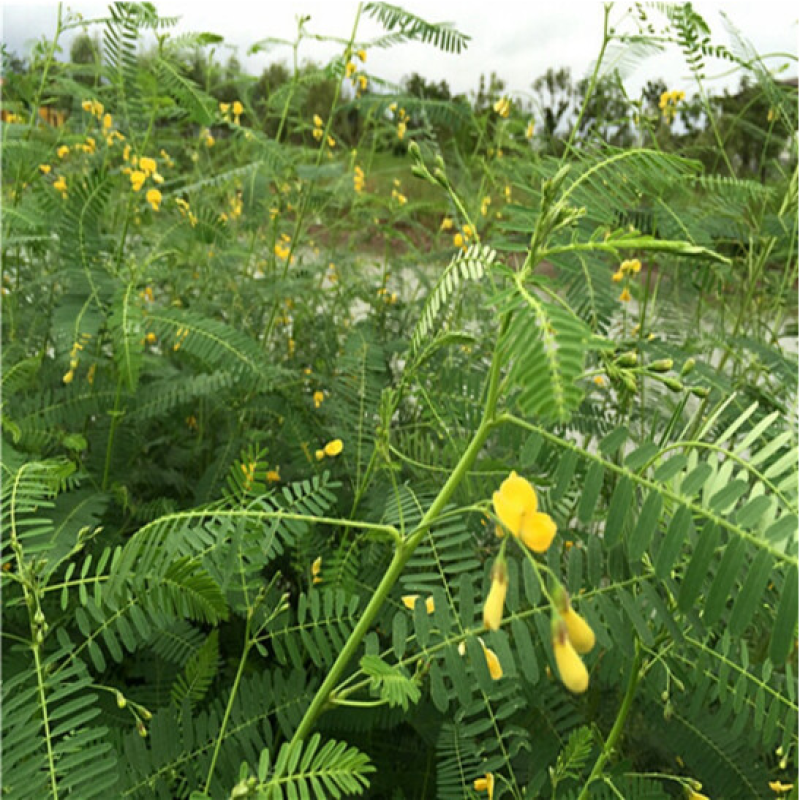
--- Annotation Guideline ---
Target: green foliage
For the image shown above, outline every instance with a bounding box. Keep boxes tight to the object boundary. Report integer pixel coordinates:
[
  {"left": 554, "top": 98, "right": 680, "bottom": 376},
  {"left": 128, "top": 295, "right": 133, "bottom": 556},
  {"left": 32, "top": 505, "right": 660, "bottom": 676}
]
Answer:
[{"left": 2, "top": 2, "right": 797, "bottom": 799}]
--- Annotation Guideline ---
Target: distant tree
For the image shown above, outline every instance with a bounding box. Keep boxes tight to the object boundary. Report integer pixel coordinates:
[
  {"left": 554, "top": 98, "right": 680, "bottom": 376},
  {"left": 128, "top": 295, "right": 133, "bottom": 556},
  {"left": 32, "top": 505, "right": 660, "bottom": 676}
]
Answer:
[
  {"left": 69, "top": 32, "right": 100, "bottom": 87},
  {"left": 531, "top": 67, "right": 576, "bottom": 154}
]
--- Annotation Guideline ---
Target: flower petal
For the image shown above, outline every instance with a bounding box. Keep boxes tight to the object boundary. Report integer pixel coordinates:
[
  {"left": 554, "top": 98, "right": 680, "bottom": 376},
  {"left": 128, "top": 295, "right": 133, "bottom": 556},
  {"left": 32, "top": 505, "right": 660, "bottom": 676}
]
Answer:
[
  {"left": 518, "top": 511, "right": 556, "bottom": 553},
  {"left": 493, "top": 472, "right": 537, "bottom": 536}
]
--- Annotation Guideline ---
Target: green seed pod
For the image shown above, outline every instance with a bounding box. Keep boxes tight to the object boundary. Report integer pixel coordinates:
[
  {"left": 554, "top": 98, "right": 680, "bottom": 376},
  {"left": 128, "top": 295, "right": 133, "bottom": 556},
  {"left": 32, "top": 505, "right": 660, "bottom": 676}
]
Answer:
[
  {"left": 663, "top": 377, "right": 683, "bottom": 393},
  {"left": 690, "top": 385, "right": 710, "bottom": 398},
  {"left": 680, "top": 357, "right": 696, "bottom": 376}
]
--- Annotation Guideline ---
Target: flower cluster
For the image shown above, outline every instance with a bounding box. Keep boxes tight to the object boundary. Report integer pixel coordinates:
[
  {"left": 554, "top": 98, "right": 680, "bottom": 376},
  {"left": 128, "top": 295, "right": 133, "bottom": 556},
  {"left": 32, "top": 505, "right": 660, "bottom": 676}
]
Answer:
[
  {"left": 659, "top": 89, "right": 685, "bottom": 123},
  {"left": 62, "top": 334, "right": 91, "bottom": 384},
  {"left": 315, "top": 439, "right": 343, "bottom": 461},
  {"left": 612, "top": 258, "right": 641, "bottom": 303},
  {"left": 81, "top": 98, "right": 104, "bottom": 119},
  {"left": 477, "top": 472, "right": 597, "bottom": 695},
  {"left": 493, "top": 96, "right": 511, "bottom": 118},
  {"left": 219, "top": 100, "right": 244, "bottom": 125},
  {"left": 453, "top": 223, "right": 475, "bottom": 252},
  {"left": 390, "top": 105, "right": 409, "bottom": 140},
  {"left": 353, "top": 164, "right": 365, "bottom": 193},
  {"left": 391, "top": 178, "right": 407, "bottom": 206}
]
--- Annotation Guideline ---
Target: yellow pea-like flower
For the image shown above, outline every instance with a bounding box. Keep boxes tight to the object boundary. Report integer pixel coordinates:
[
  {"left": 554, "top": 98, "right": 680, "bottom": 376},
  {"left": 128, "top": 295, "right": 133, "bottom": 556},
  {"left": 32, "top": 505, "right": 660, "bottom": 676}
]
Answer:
[
  {"left": 481, "top": 644, "right": 503, "bottom": 680},
  {"left": 474, "top": 772, "right": 494, "bottom": 798},
  {"left": 324, "top": 439, "right": 343, "bottom": 457},
  {"left": 482, "top": 558, "right": 507, "bottom": 631},
  {"left": 552, "top": 619, "right": 589, "bottom": 694},
  {"left": 492, "top": 471, "right": 556, "bottom": 553},
  {"left": 563, "top": 607, "right": 596, "bottom": 654}
]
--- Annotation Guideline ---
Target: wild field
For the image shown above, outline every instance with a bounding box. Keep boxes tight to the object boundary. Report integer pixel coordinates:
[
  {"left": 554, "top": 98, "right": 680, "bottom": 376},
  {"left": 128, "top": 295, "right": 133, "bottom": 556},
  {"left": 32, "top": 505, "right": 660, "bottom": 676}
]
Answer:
[{"left": 1, "top": 3, "right": 798, "bottom": 798}]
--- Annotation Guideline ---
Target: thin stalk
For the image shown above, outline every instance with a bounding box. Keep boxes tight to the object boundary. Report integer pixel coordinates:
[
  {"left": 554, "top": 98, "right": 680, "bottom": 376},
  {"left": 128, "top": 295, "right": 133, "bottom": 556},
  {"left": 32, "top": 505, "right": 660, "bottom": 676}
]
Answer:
[
  {"left": 203, "top": 620, "right": 252, "bottom": 794},
  {"left": 32, "top": 639, "right": 60, "bottom": 798},
  {"left": 577, "top": 641, "right": 643, "bottom": 800},
  {"left": 562, "top": 4, "right": 612, "bottom": 159}
]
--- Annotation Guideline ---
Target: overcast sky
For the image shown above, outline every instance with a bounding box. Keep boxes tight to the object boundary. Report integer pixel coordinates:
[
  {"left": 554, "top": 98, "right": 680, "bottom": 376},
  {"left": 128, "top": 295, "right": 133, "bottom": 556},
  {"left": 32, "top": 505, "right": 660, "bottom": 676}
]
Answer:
[{"left": 2, "top": 1, "right": 797, "bottom": 101}]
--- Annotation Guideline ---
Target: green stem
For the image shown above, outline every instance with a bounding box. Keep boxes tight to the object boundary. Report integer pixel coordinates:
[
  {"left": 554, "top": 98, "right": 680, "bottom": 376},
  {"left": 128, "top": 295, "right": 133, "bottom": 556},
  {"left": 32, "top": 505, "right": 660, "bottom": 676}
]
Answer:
[
  {"left": 577, "top": 640, "right": 643, "bottom": 800},
  {"left": 289, "top": 316, "right": 509, "bottom": 746},
  {"left": 101, "top": 379, "right": 124, "bottom": 490},
  {"left": 33, "top": 637, "right": 60, "bottom": 799},
  {"left": 203, "top": 620, "right": 252, "bottom": 794},
  {"left": 563, "top": 3, "right": 612, "bottom": 158}
]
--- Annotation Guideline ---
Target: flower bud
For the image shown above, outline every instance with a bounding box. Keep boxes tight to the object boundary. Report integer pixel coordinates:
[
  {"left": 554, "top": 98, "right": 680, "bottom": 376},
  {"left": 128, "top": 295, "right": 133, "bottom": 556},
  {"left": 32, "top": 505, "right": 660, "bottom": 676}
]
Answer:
[
  {"left": 136, "top": 719, "right": 148, "bottom": 737},
  {"left": 649, "top": 358, "right": 673, "bottom": 373},
  {"left": 690, "top": 385, "right": 710, "bottom": 398},
  {"left": 116, "top": 691, "right": 127, "bottom": 709},
  {"left": 615, "top": 351, "right": 638, "bottom": 367},
  {"left": 680, "top": 357, "right": 696, "bottom": 376},
  {"left": 663, "top": 377, "right": 683, "bottom": 393},
  {"left": 483, "top": 558, "right": 508, "bottom": 631},
  {"left": 552, "top": 619, "right": 589, "bottom": 694}
]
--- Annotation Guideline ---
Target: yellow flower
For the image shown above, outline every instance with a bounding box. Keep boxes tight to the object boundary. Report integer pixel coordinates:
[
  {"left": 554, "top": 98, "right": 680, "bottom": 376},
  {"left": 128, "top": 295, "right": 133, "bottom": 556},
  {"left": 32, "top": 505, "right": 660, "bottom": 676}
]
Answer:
[
  {"left": 621, "top": 258, "right": 641, "bottom": 274},
  {"left": 611, "top": 270, "right": 624, "bottom": 283},
  {"left": 205, "top": 132, "right": 215, "bottom": 147},
  {"left": 103, "top": 113, "right": 113, "bottom": 130},
  {"left": 327, "top": 135, "right": 336, "bottom": 148},
  {"left": 440, "top": 217, "right": 453, "bottom": 231},
  {"left": 266, "top": 468, "right": 280, "bottom": 483},
  {"left": 552, "top": 619, "right": 589, "bottom": 693},
  {"left": 345, "top": 61, "right": 357, "bottom": 78},
  {"left": 493, "top": 96, "right": 511, "bottom": 118},
  {"left": 473, "top": 773, "right": 494, "bottom": 798},
  {"left": 313, "top": 114, "right": 324, "bottom": 128},
  {"left": 53, "top": 176, "right": 68, "bottom": 197},
  {"left": 619, "top": 288, "right": 632, "bottom": 303},
  {"left": 492, "top": 471, "right": 556, "bottom": 553},
  {"left": 219, "top": 102, "right": 230, "bottom": 115},
  {"left": 483, "top": 559, "right": 507, "bottom": 631},
  {"left": 232, "top": 100, "right": 243, "bottom": 117},
  {"left": 39, "top": 164, "right": 52, "bottom": 174},
  {"left": 146, "top": 188, "right": 162, "bottom": 211},
  {"left": 145, "top": 332, "right": 157, "bottom": 344},
  {"left": 312, "top": 556, "right": 322, "bottom": 584},
  {"left": 63, "top": 369, "right": 75, "bottom": 384},
  {"left": 356, "top": 48, "right": 367, "bottom": 62},
  {"left": 593, "top": 375, "right": 605, "bottom": 387},
  {"left": 769, "top": 781, "right": 794, "bottom": 794},
  {"left": 481, "top": 643, "right": 503, "bottom": 680},
  {"left": 402, "top": 595, "right": 435, "bottom": 614},
  {"left": 315, "top": 449, "right": 325, "bottom": 461},
  {"left": 313, "top": 390, "right": 324, "bottom": 408},
  {"left": 324, "top": 439, "right": 343, "bottom": 457},
  {"left": 397, "top": 120, "right": 407, "bottom": 140},
  {"left": 562, "top": 606, "right": 595, "bottom": 654},
  {"left": 525, "top": 119, "right": 535, "bottom": 138},
  {"left": 57, "top": 145, "right": 70, "bottom": 159},
  {"left": 480, "top": 196, "right": 491, "bottom": 216},
  {"left": 453, "top": 232, "right": 464, "bottom": 248},
  {"left": 357, "top": 74, "right": 368, "bottom": 92},
  {"left": 129, "top": 170, "right": 146, "bottom": 192},
  {"left": 139, "top": 156, "right": 157, "bottom": 176}
]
